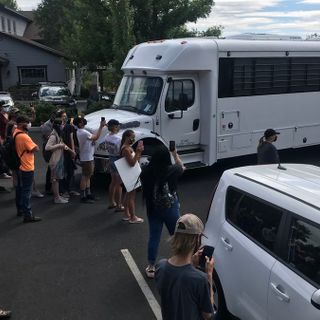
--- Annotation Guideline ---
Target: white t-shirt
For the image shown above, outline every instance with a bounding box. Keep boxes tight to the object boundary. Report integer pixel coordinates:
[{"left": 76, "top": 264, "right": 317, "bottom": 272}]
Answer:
[
  {"left": 77, "top": 128, "right": 95, "bottom": 161},
  {"left": 105, "top": 133, "right": 121, "bottom": 157}
]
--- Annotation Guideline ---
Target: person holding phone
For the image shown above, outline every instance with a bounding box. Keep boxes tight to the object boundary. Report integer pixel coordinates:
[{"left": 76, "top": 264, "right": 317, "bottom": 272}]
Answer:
[
  {"left": 74, "top": 116, "right": 106, "bottom": 203},
  {"left": 140, "top": 142, "right": 185, "bottom": 278},
  {"left": 155, "top": 213, "right": 215, "bottom": 320},
  {"left": 120, "top": 130, "right": 144, "bottom": 223}
]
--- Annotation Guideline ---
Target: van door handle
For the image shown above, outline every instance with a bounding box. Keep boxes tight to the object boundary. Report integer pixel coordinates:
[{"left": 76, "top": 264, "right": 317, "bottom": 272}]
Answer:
[
  {"left": 270, "top": 283, "right": 290, "bottom": 303},
  {"left": 220, "top": 237, "right": 233, "bottom": 251}
]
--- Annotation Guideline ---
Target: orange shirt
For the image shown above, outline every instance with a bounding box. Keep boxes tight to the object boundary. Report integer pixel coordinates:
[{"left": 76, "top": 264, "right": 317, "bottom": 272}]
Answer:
[{"left": 13, "top": 129, "right": 38, "bottom": 171}]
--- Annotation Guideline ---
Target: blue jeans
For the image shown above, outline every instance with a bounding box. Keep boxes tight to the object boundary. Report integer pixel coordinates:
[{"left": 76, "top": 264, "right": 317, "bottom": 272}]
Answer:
[
  {"left": 147, "top": 198, "right": 180, "bottom": 265},
  {"left": 15, "top": 170, "right": 34, "bottom": 218}
]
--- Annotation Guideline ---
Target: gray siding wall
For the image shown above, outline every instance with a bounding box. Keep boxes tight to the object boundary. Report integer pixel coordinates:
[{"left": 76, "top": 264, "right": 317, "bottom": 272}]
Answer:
[{"left": 0, "top": 37, "right": 66, "bottom": 89}]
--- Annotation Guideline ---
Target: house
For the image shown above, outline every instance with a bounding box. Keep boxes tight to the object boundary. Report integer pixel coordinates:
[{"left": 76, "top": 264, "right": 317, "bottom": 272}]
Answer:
[{"left": 0, "top": 5, "right": 70, "bottom": 93}]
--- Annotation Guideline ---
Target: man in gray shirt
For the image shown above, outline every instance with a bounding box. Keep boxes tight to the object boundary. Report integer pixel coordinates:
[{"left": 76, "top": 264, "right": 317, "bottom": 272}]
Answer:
[{"left": 155, "top": 213, "right": 215, "bottom": 320}]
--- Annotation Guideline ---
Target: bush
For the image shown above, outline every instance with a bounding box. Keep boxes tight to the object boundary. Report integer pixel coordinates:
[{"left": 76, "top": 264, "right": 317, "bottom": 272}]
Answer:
[
  {"left": 15, "top": 101, "right": 58, "bottom": 126},
  {"left": 84, "top": 100, "right": 112, "bottom": 115}
]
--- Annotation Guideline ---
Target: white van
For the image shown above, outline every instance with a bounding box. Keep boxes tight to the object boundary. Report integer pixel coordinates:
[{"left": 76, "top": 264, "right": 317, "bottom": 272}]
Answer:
[
  {"left": 203, "top": 163, "right": 320, "bottom": 320},
  {"left": 86, "top": 38, "right": 320, "bottom": 168}
]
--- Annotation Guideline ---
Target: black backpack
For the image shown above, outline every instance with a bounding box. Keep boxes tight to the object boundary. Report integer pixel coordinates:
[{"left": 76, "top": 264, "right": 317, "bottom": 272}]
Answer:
[
  {"left": 0, "top": 131, "right": 25, "bottom": 170},
  {"left": 153, "top": 181, "right": 175, "bottom": 209}
]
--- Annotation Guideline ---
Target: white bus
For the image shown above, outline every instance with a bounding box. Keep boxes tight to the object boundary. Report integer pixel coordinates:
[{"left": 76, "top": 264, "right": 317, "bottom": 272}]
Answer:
[{"left": 85, "top": 38, "right": 320, "bottom": 168}]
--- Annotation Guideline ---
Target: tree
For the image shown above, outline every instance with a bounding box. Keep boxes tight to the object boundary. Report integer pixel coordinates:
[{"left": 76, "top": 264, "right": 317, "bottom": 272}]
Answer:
[
  {"left": 34, "top": 0, "right": 75, "bottom": 50},
  {"left": 110, "top": 0, "right": 135, "bottom": 82},
  {"left": 0, "top": 0, "right": 18, "bottom": 10},
  {"left": 168, "top": 25, "right": 223, "bottom": 39},
  {"left": 130, "top": 0, "right": 215, "bottom": 42}
]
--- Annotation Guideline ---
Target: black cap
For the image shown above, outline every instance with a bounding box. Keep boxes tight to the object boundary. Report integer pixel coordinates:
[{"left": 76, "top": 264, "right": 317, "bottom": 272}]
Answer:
[
  {"left": 16, "top": 115, "right": 30, "bottom": 124},
  {"left": 107, "top": 119, "right": 120, "bottom": 127},
  {"left": 264, "top": 128, "right": 280, "bottom": 139}
]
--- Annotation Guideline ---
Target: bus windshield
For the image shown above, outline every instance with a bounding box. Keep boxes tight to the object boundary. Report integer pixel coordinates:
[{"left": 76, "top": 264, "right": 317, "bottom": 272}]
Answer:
[{"left": 113, "top": 76, "right": 163, "bottom": 115}]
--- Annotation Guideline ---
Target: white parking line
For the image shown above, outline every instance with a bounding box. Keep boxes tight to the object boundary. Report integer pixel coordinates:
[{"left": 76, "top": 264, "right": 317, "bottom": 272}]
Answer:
[{"left": 121, "top": 249, "right": 162, "bottom": 320}]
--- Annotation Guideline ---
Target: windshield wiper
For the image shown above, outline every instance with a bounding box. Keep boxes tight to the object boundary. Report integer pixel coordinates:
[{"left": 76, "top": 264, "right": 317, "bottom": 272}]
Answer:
[{"left": 118, "top": 105, "right": 138, "bottom": 112}]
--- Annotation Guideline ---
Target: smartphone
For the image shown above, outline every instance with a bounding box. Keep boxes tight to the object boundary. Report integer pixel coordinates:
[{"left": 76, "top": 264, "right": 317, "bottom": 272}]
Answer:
[
  {"left": 199, "top": 245, "right": 214, "bottom": 271},
  {"left": 101, "top": 117, "right": 105, "bottom": 121},
  {"left": 138, "top": 140, "right": 144, "bottom": 148},
  {"left": 169, "top": 140, "right": 175, "bottom": 152}
]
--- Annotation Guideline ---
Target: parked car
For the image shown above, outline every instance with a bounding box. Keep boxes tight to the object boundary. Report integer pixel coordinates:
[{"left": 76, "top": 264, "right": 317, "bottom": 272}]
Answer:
[
  {"left": 0, "top": 91, "right": 14, "bottom": 110},
  {"left": 203, "top": 163, "right": 320, "bottom": 320},
  {"left": 87, "top": 91, "right": 115, "bottom": 106},
  {"left": 32, "top": 82, "right": 77, "bottom": 115}
]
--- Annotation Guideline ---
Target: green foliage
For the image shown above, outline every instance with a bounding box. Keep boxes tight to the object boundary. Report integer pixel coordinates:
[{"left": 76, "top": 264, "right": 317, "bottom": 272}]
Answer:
[
  {"left": 0, "top": 0, "right": 18, "bottom": 10},
  {"left": 84, "top": 101, "right": 112, "bottom": 115},
  {"left": 110, "top": 0, "right": 135, "bottom": 83},
  {"left": 34, "top": 0, "right": 75, "bottom": 50},
  {"left": 16, "top": 102, "right": 57, "bottom": 126},
  {"left": 35, "top": 0, "right": 220, "bottom": 88},
  {"left": 61, "top": 0, "right": 113, "bottom": 67},
  {"left": 130, "top": 0, "right": 215, "bottom": 42}
]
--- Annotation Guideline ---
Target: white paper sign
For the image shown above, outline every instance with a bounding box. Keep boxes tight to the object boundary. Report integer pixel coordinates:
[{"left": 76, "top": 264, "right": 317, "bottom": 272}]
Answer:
[{"left": 114, "top": 157, "right": 141, "bottom": 192}]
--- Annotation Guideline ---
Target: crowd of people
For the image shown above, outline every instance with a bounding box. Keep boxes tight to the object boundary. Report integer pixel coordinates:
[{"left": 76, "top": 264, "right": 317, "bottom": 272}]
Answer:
[
  {"left": 0, "top": 104, "right": 217, "bottom": 319},
  {"left": 0, "top": 95, "right": 282, "bottom": 318}
]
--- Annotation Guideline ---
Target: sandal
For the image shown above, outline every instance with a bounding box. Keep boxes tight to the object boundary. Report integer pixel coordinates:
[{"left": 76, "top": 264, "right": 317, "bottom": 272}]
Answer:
[
  {"left": 145, "top": 265, "right": 155, "bottom": 279},
  {"left": 129, "top": 217, "right": 144, "bottom": 224},
  {"left": 0, "top": 309, "right": 11, "bottom": 318},
  {"left": 121, "top": 216, "right": 130, "bottom": 221},
  {"left": 108, "top": 204, "right": 117, "bottom": 209}
]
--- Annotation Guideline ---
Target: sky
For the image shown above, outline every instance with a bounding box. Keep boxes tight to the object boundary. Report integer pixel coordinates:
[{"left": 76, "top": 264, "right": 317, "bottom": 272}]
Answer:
[{"left": 16, "top": 0, "right": 320, "bottom": 38}]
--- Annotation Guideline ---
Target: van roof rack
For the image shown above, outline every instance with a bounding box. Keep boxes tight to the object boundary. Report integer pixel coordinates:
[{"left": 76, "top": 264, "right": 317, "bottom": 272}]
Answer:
[{"left": 226, "top": 33, "right": 302, "bottom": 41}]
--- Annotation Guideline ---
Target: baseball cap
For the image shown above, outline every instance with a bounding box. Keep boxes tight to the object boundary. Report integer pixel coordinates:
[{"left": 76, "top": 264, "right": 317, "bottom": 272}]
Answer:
[
  {"left": 264, "top": 128, "right": 280, "bottom": 139},
  {"left": 108, "top": 119, "right": 120, "bottom": 127},
  {"left": 174, "top": 213, "right": 206, "bottom": 237}
]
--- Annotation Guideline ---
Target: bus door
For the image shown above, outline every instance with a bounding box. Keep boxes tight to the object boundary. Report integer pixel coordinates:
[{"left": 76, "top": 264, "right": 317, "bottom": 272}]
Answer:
[{"left": 160, "top": 76, "right": 200, "bottom": 147}]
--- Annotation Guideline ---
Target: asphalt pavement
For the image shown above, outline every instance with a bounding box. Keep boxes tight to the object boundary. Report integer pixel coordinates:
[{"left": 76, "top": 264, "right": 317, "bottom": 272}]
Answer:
[{"left": 1, "top": 131, "right": 320, "bottom": 319}]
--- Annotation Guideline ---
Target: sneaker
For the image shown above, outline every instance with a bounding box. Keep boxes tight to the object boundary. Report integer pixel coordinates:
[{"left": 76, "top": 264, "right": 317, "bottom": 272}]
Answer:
[
  {"left": 23, "top": 215, "right": 41, "bottom": 223},
  {"left": 61, "top": 192, "right": 70, "bottom": 198},
  {"left": 0, "top": 308, "right": 12, "bottom": 318},
  {"left": 54, "top": 197, "right": 69, "bottom": 204},
  {"left": 145, "top": 265, "right": 155, "bottom": 279},
  {"left": 0, "top": 173, "right": 11, "bottom": 179},
  {"left": 32, "top": 190, "right": 44, "bottom": 198},
  {"left": 69, "top": 190, "right": 80, "bottom": 196},
  {"left": 80, "top": 197, "right": 94, "bottom": 204}
]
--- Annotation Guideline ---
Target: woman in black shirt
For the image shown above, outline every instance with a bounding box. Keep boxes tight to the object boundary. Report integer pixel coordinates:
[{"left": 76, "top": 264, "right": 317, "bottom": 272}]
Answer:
[{"left": 141, "top": 144, "right": 185, "bottom": 278}]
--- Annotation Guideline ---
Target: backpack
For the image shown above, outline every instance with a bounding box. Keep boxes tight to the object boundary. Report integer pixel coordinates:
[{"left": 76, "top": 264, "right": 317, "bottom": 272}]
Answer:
[
  {"left": 42, "top": 142, "right": 52, "bottom": 163},
  {"left": 153, "top": 181, "right": 175, "bottom": 209},
  {"left": 42, "top": 133, "right": 58, "bottom": 163},
  {"left": 0, "top": 131, "right": 25, "bottom": 170}
]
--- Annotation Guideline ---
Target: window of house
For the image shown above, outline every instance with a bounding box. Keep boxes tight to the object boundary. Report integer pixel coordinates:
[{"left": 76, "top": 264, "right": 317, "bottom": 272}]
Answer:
[
  {"left": 226, "top": 187, "right": 284, "bottom": 253},
  {"left": 165, "top": 79, "right": 195, "bottom": 112},
  {"left": 219, "top": 57, "right": 320, "bottom": 98},
  {"left": 7, "top": 18, "right": 11, "bottom": 33},
  {"left": 288, "top": 218, "right": 320, "bottom": 287},
  {"left": 1, "top": 17, "right": 5, "bottom": 32},
  {"left": 12, "top": 20, "right": 16, "bottom": 34},
  {"left": 18, "top": 66, "right": 47, "bottom": 85}
]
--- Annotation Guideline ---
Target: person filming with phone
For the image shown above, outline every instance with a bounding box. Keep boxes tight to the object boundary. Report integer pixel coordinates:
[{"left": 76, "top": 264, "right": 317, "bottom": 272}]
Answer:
[
  {"left": 120, "top": 130, "right": 144, "bottom": 223},
  {"left": 140, "top": 141, "right": 185, "bottom": 278},
  {"left": 155, "top": 213, "right": 215, "bottom": 320},
  {"left": 73, "top": 116, "right": 106, "bottom": 203}
]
